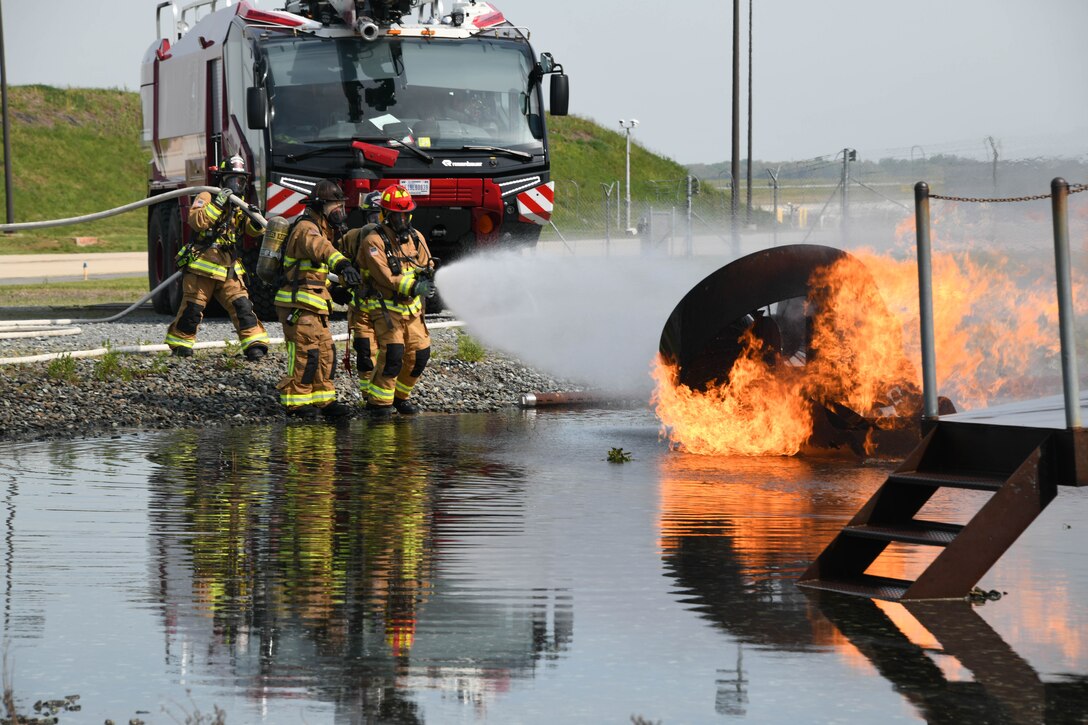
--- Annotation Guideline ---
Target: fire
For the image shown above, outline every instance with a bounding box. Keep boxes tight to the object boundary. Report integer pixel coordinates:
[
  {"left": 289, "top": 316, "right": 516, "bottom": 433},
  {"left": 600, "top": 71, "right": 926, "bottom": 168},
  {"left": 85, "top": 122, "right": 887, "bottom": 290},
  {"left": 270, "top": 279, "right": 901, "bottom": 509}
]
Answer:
[
  {"left": 653, "top": 244, "right": 1088, "bottom": 457},
  {"left": 653, "top": 254, "right": 918, "bottom": 457},
  {"left": 651, "top": 332, "right": 813, "bottom": 457}
]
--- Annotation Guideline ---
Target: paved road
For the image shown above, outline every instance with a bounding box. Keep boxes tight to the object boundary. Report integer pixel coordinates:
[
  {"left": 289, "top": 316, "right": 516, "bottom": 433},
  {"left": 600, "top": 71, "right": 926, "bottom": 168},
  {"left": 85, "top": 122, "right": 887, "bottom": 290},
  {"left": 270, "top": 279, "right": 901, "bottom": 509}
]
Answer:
[{"left": 0, "top": 252, "right": 146, "bottom": 284}]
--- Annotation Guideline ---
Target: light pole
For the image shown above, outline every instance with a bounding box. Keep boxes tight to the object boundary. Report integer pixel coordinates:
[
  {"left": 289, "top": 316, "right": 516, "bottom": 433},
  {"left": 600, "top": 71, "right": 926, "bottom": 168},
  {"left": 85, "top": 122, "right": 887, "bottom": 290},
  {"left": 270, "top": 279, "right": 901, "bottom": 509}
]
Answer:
[
  {"left": 0, "top": 0, "right": 13, "bottom": 230},
  {"left": 619, "top": 119, "right": 639, "bottom": 232}
]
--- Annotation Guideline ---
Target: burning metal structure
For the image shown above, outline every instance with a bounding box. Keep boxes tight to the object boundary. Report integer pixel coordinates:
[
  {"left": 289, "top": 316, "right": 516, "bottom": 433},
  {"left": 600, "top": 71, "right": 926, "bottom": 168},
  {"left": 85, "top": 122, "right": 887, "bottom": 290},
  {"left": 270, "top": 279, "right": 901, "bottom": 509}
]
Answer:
[{"left": 654, "top": 244, "right": 953, "bottom": 457}]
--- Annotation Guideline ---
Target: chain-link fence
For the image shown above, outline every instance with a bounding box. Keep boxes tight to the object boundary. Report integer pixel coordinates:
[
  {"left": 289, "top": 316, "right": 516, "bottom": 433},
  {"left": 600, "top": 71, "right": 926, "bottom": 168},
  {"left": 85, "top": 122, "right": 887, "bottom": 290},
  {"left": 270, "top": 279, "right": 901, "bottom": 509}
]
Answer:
[
  {"left": 547, "top": 177, "right": 768, "bottom": 244},
  {"left": 545, "top": 176, "right": 920, "bottom": 245}
]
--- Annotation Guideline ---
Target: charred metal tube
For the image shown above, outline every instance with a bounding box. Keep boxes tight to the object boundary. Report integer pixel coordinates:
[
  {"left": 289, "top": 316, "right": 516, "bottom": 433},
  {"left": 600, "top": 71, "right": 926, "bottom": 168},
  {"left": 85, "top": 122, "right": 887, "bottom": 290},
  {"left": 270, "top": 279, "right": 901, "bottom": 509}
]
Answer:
[
  {"left": 519, "top": 391, "right": 606, "bottom": 408},
  {"left": 914, "top": 181, "right": 938, "bottom": 420},
  {"left": 1051, "top": 177, "right": 1081, "bottom": 428}
]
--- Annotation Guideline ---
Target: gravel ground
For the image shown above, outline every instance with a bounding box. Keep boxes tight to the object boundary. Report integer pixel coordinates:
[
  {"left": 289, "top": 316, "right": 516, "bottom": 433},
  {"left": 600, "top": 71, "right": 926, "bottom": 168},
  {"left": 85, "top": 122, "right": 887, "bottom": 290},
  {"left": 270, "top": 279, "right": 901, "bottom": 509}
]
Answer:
[{"left": 0, "top": 307, "right": 584, "bottom": 444}]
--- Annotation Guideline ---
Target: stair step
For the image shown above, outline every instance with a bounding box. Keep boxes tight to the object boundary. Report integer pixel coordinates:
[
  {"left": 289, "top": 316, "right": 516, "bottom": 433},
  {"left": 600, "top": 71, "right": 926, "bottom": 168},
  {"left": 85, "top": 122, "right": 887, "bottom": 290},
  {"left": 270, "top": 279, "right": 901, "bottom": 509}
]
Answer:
[
  {"left": 843, "top": 520, "right": 963, "bottom": 546},
  {"left": 797, "top": 574, "right": 913, "bottom": 601},
  {"left": 888, "top": 470, "right": 1006, "bottom": 491}
]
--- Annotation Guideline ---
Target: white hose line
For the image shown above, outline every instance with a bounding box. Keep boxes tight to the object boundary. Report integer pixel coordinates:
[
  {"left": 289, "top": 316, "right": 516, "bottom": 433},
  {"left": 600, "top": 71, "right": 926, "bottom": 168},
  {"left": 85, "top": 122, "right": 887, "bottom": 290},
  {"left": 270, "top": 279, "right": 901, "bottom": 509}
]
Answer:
[
  {"left": 0, "top": 319, "right": 464, "bottom": 365},
  {"left": 0, "top": 186, "right": 266, "bottom": 232},
  {"left": 0, "top": 326, "right": 82, "bottom": 340},
  {"left": 0, "top": 187, "right": 267, "bottom": 329}
]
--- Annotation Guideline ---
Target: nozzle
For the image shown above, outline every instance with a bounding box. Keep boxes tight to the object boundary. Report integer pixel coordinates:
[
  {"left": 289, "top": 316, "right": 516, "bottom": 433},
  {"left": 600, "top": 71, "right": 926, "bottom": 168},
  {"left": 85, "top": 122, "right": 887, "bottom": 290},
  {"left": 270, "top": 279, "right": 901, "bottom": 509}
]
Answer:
[{"left": 356, "top": 16, "right": 379, "bottom": 40}]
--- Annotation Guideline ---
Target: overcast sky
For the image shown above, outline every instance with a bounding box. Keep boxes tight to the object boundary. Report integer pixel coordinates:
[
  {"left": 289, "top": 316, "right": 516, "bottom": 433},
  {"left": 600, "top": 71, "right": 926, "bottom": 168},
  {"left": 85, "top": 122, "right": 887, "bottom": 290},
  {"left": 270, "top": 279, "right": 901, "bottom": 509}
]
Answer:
[{"left": 3, "top": 0, "right": 1086, "bottom": 164}]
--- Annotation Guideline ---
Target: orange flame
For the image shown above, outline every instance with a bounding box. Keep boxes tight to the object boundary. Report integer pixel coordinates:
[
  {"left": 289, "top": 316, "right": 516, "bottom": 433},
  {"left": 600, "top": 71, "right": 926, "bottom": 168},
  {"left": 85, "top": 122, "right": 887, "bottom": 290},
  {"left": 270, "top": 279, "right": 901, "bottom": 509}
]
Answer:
[
  {"left": 651, "top": 332, "right": 813, "bottom": 457},
  {"left": 653, "top": 244, "right": 1088, "bottom": 457},
  {"left": 653, "top": 254, "right": 917, "bottom": 456}
]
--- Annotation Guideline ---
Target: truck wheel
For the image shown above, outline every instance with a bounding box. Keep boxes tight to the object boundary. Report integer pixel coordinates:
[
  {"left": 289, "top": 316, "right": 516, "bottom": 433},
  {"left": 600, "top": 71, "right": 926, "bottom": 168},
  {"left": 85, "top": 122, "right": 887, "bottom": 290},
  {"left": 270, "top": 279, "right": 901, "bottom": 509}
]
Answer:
[
  {"left": 148, "top": 201, "right": 183, "bottom": 315},
  {"left": 241, "top": 247, "right": 278, "bottom": 321}
]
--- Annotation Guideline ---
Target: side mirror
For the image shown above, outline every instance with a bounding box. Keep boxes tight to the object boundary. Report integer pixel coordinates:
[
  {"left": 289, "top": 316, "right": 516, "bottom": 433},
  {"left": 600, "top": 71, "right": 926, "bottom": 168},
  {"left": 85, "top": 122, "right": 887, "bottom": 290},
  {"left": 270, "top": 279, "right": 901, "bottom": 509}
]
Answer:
[
  {"left": 246, "top": 87, "right": 268, "bottom": 129},
  {"left": 539, "top": 52, "right": 555, "bottom": 74},
  {"left": 549, "top": 73, "right": 569, "bottom": 117}
]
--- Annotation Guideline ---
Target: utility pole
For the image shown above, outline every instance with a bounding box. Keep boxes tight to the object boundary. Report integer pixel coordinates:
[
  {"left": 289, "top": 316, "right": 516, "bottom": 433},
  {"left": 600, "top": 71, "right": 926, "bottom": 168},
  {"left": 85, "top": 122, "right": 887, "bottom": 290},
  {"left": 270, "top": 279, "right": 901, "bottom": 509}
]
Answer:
[
  {"left": 985, "top": 135, "right": 999, "bottom": 194},
  {"left": 841, "top": 148, "right": 854, "bottom": 242},
  {"left": 730, "top": 0, "right": 740, "bottom": 251},
  {"left": 766, "top": 167, "right": 779, "bottom": 247},
  {"left": 619, "top": 119, "right": 639, "bottom": 233},
  {"left": 0, "top": 0, "right": 14, "bottom": 231},
  {"left": 745, "top": 0, "right": 753, "bottom": 226},
  {"left": 685, "top": 175, "right": 694, "bottom": 255}
]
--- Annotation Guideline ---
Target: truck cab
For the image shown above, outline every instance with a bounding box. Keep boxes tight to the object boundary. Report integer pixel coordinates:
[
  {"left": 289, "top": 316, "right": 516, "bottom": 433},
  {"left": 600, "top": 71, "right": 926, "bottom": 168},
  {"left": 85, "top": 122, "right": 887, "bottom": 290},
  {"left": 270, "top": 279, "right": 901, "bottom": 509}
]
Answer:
[{"left": 142, "top": 0, "right": 568, "bottom": 317}]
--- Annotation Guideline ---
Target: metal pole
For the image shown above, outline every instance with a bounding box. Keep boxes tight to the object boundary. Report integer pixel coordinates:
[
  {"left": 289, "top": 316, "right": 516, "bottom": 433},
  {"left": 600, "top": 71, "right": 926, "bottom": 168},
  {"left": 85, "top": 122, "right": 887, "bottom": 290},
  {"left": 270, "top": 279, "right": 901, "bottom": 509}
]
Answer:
[
  {"left": 625, "top": 128, "right": 631, "bottom": 231},
  {"left": 841, "top": 148, "right": 850, "bottom": 242},
  {"left": 0, "top": 0, "right": 14, "bottom": 231},
  {"left": 766, "top": 168, "right": 779, "bottom": 247},
  {"left": 1051, "top": 177, "right": 1081, "bottom": 428},
  {"left": 620, "top": 121, "right": 638, "bottom": 232},
  {"left": 915, "top": 182, "right": 938, "bottom": 419},
  {"left": 730, "top": 0, "right": 740, "bottom": 248},
  {"left": 745, "top": 0, "right": 753, "bottom": 226},
  {"left": 685, "top": 175, "right": 693, "bottom": 256},
  {"left": 603, "top": 184, "right": 611, "bottom": 249}
]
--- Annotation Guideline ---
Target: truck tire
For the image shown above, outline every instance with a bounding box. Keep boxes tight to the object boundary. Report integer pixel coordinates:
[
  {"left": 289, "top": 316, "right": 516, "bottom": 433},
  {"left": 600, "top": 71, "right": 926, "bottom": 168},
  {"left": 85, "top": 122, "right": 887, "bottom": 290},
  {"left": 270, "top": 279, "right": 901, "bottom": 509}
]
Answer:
[
  {"left": 148, "top": 201, "right": 183, "bottom": 316},
  {"left": 241, "top": 246, "right": 278, "bottom": 321}
]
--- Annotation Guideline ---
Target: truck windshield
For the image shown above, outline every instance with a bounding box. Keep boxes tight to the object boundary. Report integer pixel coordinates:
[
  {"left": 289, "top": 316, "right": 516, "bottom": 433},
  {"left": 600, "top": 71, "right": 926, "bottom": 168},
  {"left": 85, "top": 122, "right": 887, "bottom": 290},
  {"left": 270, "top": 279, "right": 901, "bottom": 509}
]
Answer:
[{"left": 262, "top": 35, "right": 543, "bottom": 153}]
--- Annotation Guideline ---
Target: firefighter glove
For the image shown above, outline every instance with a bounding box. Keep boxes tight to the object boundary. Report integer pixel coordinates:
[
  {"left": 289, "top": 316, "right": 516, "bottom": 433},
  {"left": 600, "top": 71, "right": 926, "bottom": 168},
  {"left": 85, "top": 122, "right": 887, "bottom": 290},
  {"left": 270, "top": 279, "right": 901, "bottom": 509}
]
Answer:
[
  {"left": 214, "top": 188, "right": 233, "bottom": 208},
  {"left": 329, "top": 284, "right": 352, "bottom": 305},
  {"left": 336, "top": 262, "right": 362, "bottom": 288},
  {"left": 413, "top": 277, "right": 436, "bottom": 299}
]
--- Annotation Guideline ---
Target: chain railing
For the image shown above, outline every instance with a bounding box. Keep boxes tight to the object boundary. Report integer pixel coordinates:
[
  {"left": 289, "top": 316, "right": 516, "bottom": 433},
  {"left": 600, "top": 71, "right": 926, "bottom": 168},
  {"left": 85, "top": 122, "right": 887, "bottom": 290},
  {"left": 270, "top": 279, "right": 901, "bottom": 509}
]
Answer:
[
  {"left": 929, "top": 183, "right": 1087, "bottom": 203},
  {"left": 914, "top": 178, "right": 1085, "bottom": 426}
]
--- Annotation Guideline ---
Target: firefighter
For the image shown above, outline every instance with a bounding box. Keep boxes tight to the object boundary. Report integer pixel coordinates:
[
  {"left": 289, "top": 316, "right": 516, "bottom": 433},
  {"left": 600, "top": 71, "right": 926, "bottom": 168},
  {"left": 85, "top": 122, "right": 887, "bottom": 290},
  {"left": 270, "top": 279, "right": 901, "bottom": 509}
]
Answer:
[
  {"left": 356, "top": 184, "right": 436, "bottom": 417},
  {"left": 164, "top": 155, "right": 271, "bottom": 359},
  {"left": 330, "top": 190, "right": 382, "bottom": 401},
  {"left": 274, "top": 180, "right": 363, "bottom": 421}
]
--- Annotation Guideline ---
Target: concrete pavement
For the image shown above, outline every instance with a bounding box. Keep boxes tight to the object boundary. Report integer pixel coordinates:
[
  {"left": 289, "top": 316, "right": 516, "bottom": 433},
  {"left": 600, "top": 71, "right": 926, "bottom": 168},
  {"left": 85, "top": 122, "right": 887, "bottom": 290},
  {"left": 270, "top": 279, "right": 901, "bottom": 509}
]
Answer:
[{"left": 0, "top": 252, "right": 147, "bottom": 284}]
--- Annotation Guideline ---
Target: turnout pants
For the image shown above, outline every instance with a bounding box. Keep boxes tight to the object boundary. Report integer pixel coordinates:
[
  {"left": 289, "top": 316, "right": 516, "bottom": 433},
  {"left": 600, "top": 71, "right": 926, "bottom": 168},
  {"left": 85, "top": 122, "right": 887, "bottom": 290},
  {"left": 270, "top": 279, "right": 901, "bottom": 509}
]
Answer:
[
  {"left": 367, "top": 311, "right": 431, "bottom": 409},
  {"left": 348, "top": 306, "right": 378, "bottom": 397},
  {"left": 165, "top": 272, "right": 268, "bottom": 352},
  {"left": 276, "top": 307, "right": 337, "bottom": 409}
]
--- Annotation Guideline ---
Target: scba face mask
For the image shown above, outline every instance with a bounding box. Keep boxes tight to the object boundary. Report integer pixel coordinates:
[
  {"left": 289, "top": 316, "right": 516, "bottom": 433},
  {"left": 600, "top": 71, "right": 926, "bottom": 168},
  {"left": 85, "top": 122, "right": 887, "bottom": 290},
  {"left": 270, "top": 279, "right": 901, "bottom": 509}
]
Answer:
[
  {"left": 223, "top": 175, "right": 246, "bottom": 195},
  {"left": 324, "top": 203, "right": 348, "bottom": 231},
  {"left": 387, "top": 211, "right": 412, "bottom": 235}
]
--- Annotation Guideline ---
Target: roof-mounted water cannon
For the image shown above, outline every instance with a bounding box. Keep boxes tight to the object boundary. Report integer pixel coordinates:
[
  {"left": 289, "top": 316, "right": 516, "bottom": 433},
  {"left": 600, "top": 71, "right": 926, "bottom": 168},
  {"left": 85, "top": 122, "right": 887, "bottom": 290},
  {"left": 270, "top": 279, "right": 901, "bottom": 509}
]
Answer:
[{"left": 284, "top": 0, "right": 416, "bottom": 32}]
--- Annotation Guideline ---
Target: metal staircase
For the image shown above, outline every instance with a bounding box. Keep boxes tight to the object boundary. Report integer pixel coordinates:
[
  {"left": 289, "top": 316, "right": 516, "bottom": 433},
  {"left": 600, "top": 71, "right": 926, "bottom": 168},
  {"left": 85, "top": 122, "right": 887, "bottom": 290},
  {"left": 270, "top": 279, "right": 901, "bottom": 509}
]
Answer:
[
  {"left": 798, "top": 421, "right": 1059, "bottom": 601},
  {"left": 798, "top": 178, "right": 1086, "bottom": 602}
]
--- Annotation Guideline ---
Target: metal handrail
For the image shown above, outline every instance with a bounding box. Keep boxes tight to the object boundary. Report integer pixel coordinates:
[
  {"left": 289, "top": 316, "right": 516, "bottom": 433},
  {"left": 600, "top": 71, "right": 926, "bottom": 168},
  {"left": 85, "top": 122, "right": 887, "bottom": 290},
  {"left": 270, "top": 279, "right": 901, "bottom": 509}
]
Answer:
[{"left": 913, "top": 178, "right": 1081, "bottom": 428}]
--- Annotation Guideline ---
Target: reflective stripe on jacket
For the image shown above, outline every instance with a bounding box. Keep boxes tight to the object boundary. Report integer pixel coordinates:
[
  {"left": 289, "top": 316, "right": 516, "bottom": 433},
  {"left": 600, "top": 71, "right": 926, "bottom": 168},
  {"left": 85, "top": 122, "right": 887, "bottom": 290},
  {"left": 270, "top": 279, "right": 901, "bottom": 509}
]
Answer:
[{"left": 275, "top": 213, "right": 347, "bottom": 314}]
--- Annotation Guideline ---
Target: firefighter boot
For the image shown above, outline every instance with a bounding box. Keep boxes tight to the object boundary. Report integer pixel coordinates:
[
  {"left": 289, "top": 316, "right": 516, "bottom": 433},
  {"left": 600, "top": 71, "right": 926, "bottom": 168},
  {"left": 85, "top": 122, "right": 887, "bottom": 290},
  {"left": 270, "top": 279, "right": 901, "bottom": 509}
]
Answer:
[
  {"left": 171, "top": 346, "right": 193, "bottom": 358},
  {"left": 244, "top": 344, "right": 268, "bottom": 361},
  {"left": 367, "top": 404, "right": 394, "bottom": 419},
  {"left": 393, "top": 398, "right": 419, "bottom": 415},
  {"left": 286, "top": 405, "right": 321, "bottom": 421},
  {"left": 321, "top": 400, "right": 354, "bottom": 420}
]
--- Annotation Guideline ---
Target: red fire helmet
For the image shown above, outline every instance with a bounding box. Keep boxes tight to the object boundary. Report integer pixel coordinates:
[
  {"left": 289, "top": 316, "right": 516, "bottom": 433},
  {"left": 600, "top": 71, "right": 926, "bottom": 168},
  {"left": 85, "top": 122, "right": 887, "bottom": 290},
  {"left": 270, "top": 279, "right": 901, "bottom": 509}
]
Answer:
[{"left": 379, "top": 184, "right": 417, "bottom": 213}]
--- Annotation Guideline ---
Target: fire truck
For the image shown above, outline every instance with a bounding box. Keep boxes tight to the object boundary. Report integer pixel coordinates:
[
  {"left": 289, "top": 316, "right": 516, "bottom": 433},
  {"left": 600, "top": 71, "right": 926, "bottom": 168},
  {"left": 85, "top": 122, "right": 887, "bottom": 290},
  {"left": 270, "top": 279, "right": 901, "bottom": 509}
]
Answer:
[{"left": 142, "top": 0, "right": 569, "bottom": 316}]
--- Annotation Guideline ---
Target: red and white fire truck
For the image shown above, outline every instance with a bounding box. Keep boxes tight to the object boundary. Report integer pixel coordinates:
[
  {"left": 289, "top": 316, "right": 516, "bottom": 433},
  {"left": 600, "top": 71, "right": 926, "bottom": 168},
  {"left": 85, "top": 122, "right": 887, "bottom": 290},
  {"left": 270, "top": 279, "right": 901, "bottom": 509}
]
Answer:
[{"left": 142, "top": 0, "right": 568, "bottom": 316}]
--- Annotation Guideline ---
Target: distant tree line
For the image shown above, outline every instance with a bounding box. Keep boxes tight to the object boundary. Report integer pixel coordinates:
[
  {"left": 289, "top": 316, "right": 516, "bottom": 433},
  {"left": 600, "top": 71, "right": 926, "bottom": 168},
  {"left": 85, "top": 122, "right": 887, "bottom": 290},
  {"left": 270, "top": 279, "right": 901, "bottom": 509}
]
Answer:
[{"left": 690, "top": 154, "right": 1088, "bottom": 197}]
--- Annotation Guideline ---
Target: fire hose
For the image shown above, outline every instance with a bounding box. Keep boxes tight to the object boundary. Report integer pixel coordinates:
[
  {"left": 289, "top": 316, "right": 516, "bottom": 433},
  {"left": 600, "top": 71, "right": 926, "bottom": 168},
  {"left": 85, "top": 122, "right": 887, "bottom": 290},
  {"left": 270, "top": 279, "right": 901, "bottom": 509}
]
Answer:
[{"left": 0, "top": 186, "right": 265, "bottom": 338}]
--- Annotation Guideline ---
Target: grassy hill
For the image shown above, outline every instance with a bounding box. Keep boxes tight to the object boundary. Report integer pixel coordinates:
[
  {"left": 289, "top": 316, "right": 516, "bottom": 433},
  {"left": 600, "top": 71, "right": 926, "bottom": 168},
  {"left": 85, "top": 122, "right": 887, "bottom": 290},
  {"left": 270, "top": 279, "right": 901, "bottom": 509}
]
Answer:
[
  {"left": 0, "top": 86, "right": 714, "bottom": 255},
  {"left": 0, "top": 86, "right": 147, "bottom": 254}
]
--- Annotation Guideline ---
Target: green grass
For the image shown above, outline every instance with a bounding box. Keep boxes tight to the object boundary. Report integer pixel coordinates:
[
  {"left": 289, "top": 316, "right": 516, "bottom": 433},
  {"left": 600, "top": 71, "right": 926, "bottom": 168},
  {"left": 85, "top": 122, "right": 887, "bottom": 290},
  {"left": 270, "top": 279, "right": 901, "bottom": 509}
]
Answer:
[
  {"left": 454, "top": 330, "right": 486, "bottom": 362},
  {"left": 0, "top": 275, "right": 148, "bottom": 307},
  {"left": 46, "top": 354, "right": 79, "bottom": 383},
  {"left": 0, "top": 86, "right": 146, "bottom": 255}
]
